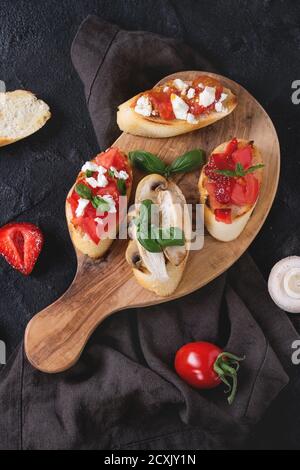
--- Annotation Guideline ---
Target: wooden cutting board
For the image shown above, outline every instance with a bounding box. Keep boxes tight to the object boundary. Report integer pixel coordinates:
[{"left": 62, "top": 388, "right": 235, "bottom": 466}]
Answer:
[{"left": 24, "top": 71, "right": 280, "bottom": 373}]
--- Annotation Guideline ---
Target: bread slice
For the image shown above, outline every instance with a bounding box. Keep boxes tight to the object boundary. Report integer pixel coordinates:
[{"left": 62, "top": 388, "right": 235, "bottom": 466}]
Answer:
[
  {"left": 66, "top": 153, "right": 132, "bottom": 259},
  {"left": 125, "top": 174, "right": 191, "bottom": 297},
  {"left": 199, "top": 139, "right": 263, "bottom": 242},
  {"left": 117, "top": 83, "right": 237, "bottom": 138},
  {"left": 0, "top": 90, "right": 51, "bottom": 147}
]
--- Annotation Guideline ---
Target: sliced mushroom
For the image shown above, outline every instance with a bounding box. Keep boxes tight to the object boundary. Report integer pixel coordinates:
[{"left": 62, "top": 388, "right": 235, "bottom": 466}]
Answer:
[
  {"left": 126, "top": 240, "right": 142, "bottom": 269},
  {"left": 156, "top": 182, "right": 188, "bottom": 266},
  {"left": 135, "top": 174, "right": 167, "bottom": 204},
  {"left": 268, "top": 256, "right": 300, "bottom": 313},
  {"left": 137, "top": 243, "right": 169, "bottom": 281}
]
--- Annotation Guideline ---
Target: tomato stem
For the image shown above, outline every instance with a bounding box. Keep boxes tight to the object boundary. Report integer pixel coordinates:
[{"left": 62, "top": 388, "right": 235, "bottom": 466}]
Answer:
[{"left": 213, "top": 352, "right": 245, "bottom": 405}]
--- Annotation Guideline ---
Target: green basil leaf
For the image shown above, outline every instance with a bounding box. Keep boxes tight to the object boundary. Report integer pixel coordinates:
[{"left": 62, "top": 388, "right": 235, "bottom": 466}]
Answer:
[
  {"left": 107, "top": 169, "right": 115, "bottom": 178},
  {"left": 245, "top": 164, "right": 265, "bottom": 174},
  {"left": 85, "top": 170, "right": 93, "bottom": 178},
  {"left": 137, "top": 225, "right": 162, "bottom": 253},
  {"left": 167, "top": 149, "right": 205, "bottom": 175},
  {"left": 117, "top": 179, "right": 127, "bottom": 195},
  {"left": 129, "top": 150, "right": 167, "bottom": 175},
  {"left": 75, "top": 183, "right": 92, "bottom": 200},
  {"left": 157, "top": 227, "right": 185, "bottom": 247},
  {"left": 91, "top": 196, "right": 110, "bottom": 212}
]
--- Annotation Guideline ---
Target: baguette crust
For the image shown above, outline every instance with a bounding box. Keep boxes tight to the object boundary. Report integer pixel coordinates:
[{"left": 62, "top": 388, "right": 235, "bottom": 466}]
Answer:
[
  {"left": 117, "top": 86, "right": 237, "bottom": 138},
  {"left": 0, "top": 90, "right": 51, "bottom": 147},
  {"left": 66, "top": 157, "right": 132, "bottom": 259},
  {"left": 199, "top": 139, "right": 263, "bottom": 242}
]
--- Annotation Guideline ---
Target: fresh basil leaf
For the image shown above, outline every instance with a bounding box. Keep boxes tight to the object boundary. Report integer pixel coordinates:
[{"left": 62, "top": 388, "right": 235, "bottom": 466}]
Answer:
[
  {"left": 157, "top": 227, "right": 185, "bottom": 247},
  {"left": 75, "top": 183, "right": 92, "bottom": 200},
  {"left": 91, "top": 196, "right": 110, "bottom": 212},
  {"left": 167, "top": 149, "right": 205, "bottom": 175},
  {"left": 129, "top": 150, "right": 167, "bottom": 175},
  {"left": 117, "top": 179, "right": 127, "bottom": 195},
  {"left": 107, "top": 169, "right": 115, "bottom": 178},
  {"left": 85, "top": 170, "right": 93, "bottom": 178},
  {"left": 137, "top": 225, "right": 162, "bottom": 253},
  {"left": 245, "top": 164, "right": 265, "bottom": 174}
]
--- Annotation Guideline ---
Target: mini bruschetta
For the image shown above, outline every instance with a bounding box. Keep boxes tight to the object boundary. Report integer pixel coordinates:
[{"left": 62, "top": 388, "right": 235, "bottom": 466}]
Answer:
[
  {"left": 126, "top": 174, "right": 191, "bottom": 296},
  {"left": 198, "top": 138, "right": 263, "bottom": 242},
  {"left": 66, "top": 147, "right": 132, "bottom": 258},
  {"left": 117, "top": 75, "right": 237, "bottom": 138}
]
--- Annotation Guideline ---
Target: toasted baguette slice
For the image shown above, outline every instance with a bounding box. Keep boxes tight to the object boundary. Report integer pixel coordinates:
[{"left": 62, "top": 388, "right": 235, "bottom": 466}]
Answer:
[
  {"left": 66, "top": 149, "right": 132, "bottom": 258},
  {"left": 199, "top": 139, "right": 263, "bottom": 242},
  {"left": 0, "top": 90, "right": 51, "bottom": 147},
  {"left": 117, "top": 75, "right": 237, "bottom": 138},
  {"left": 126, "top": 174, "right": 191, "bottom": 297}
]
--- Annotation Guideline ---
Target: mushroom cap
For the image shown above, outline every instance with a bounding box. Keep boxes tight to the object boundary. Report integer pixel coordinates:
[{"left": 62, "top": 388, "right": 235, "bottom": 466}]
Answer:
[{"left": 268, "top": 256, "right": 300, "bottom": 313}]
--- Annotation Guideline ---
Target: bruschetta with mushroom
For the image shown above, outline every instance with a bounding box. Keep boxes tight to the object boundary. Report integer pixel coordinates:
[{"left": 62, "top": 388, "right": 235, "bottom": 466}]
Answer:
[
  {"left": 198, "top": 138, "right": 264, "bottom": 242},
  {"left": 126, "top": 174, "right": 191, "bottom": 297},
  {"left": 117, "top": 75, "right": 237, "bottom": 138},
  {"left": 66, "top": 147, "right": 132, "bottom": 258}
]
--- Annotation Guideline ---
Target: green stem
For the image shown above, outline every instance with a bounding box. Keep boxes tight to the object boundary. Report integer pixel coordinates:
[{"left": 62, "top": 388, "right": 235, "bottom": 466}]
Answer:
[{"left": 213, "top": 352, "right": 245, "bottom": 405}]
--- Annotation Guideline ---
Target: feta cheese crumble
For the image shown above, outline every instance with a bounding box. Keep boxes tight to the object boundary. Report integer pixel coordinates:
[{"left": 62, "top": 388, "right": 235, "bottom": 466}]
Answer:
[
  {"left": 101, "top": 195, "right": 117, "bottom": 214},
  {"left": 186, "top": 113, "right": 198, "bottom": 124},
  {"left": 173, "top": 79, "right": 189, "bottom": 95},
  {"left": 81, "top": 161, "right": 107, "bottom": 175},
  {"left": 97, "top": 173, "right": 108, "bottom": 187},
  {"left": 134, "top": 95, "right": 152, "bottom": 117},
  {"left": 187, "top": 87, "right": 196, "bottom": 99},
  {"left": 85, "top": 177, "right": 99, "bottom": 188},
  {"left": 171, "top": 94, "right": 189, "bottom": 120},
  {"left": 109, "top": 166, "right": 129, "bottom": 180},
  {"left": 75, "top": 198, "right": 89, "bottom": 217},
  {"left": 199, "top": 86, "right": 216, "bottom": 107}
]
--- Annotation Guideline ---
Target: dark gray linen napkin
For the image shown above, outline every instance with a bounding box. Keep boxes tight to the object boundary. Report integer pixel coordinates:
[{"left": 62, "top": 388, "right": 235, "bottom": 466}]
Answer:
[{"left": 0, "top": 15, "right": 298, "bottom": 450}]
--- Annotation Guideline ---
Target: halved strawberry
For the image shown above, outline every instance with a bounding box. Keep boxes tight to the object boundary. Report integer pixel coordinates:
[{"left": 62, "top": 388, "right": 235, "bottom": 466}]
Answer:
[{"left": 0, "top": 223, "right": 44, "bottom": 275}]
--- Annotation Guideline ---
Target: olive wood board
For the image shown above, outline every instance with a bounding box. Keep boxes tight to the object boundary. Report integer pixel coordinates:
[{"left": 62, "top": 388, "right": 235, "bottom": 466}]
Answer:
[{"left": 24, "top": 71, "right": 280, "bottom": 373}]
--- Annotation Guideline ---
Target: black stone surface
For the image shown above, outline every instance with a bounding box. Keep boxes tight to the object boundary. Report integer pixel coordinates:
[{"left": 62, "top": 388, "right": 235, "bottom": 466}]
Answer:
[{"left": 0, "top": 0, "right": 299, "bottom": 449}]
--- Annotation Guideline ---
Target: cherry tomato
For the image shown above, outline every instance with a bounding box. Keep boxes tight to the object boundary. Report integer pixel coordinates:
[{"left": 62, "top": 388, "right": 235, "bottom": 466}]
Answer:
[
  {"left": 174, "top": 341, "right": 245, "bottom": 404},
  {"left": 148, "top": 90, "right": 175, "bottom": 120}
]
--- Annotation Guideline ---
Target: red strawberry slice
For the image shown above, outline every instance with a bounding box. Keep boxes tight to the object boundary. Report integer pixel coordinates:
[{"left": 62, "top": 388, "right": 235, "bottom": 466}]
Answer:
[{"left": 0, "top": 223, "right": 44, "bottom": 275}]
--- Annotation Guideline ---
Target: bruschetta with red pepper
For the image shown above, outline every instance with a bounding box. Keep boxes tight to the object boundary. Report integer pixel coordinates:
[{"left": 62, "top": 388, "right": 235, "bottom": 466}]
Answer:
[
  {"left": 66, "top": 147, "right": 132, "bottom": 258},
  {"left": 198, "top": 138, "right": 263, "bottom": 242},
  {"left": 117, "top": 75, "right": 237, "bottom": 138}
]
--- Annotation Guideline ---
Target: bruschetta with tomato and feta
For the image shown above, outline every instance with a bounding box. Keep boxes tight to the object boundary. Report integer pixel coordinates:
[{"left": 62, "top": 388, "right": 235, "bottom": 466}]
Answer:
[
  {"left": 117, "top": 75, "right": 237, "bottom": 138},
  {"left": 198, "top": 138, "right": 263, "bottom": 242},
  {"left": 66, "top": 147, "right": 132, "bottom": 258},
  {"left": 126, "top": 174, "right": 191, "bottom": 297}
]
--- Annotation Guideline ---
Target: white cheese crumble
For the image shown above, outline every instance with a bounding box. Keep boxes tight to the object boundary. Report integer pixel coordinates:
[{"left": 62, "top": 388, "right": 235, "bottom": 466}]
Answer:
[
  {"left": 197, "top": 82, "right": 204, "bottom": 89},
  {"left": 94, "top": 217, "right": 104, "bottom": 224},
  {"left": 101, "top": 195, "right": 117, "bottom": 214},
  {"left": 85, "top": 177, "right": 99, "bottom": 188},
  {"left": 173, "top": 78, "right": 188, "bottom": 95},
  {"left": 134, "top": 95, "right": 152, "bottom": 117},
  {"left": 220, "top": 93, "right": 228, "bottom": 102},
  {"left": 109, "top": 166, "right": 129, "bottom": 180},
  {"left": 75, "top": 198, "right": 89, "bottom": 217},
  {"left": 186, "top": 113, "right": 199, "bottom": 124},
  {"left": 97, "top": 173, "right": 108, "bottom": 187},
  {"left": 199, "top": 86, "right": 216, "bottom": 107},
  {"left": 215, "top": 102, "right": 226, "bottom": 113},
  {"left": 171, "top": 94, "right": 189, "bottom": 120},
  {"left": 81, "top": 161, "right": 107, "bottom": 175},
  {"left": 187, "top": 87, "right": 196, "bottom": 99}
]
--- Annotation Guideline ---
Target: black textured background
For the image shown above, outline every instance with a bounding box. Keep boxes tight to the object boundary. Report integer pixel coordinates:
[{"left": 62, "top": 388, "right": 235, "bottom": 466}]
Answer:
[{"left": 0, "top": 0, "right": 300, "bottom": 449}]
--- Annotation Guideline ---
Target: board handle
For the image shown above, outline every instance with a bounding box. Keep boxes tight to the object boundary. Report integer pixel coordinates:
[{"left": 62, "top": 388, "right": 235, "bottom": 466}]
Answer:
[{"left": 24, "top": 267, "right": 113, "bottom": 373}]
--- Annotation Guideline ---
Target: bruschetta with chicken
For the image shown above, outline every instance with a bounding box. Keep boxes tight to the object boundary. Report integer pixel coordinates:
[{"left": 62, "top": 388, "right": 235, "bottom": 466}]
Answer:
[
  {"left": 126, "top": 174, "right": 191, "bottom": 297},
  {"left": 117, "top": 75, "right": 237, "bottom": 138},
  {"left": 66, "top": 147, "right": 132, "bottom": 258},
  {"left": 198, "top": 138, "right": 263, "bottom": 242}
]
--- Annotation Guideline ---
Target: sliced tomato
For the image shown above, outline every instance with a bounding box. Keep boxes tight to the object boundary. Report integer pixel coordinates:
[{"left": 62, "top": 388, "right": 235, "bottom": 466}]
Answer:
[
  {"left": 205, "top": 182, "right": 225, "bottom": 210},
  {"left": 215, "top": 209, "right": 232, "bottom": 224},
  {"left": 189, "top": 101, "right": 206, "bottom": 116},
  {"left": 231, "top": 174, "right": 259, "bottom": 206},
  {"left": 67, "top": 191, "right": 79, "bottom": 217},
  {"left": 232, "top": 146, "right": 252, "bottom": 169},
  {"left": 80, "top": 217, "right": 99, "bottom": 244},
  {"left": 95, "top": 148, "right": 126, "bottom": 170},
  {"left": 148, "top": 91, "right": 175, "bottom": 120}
]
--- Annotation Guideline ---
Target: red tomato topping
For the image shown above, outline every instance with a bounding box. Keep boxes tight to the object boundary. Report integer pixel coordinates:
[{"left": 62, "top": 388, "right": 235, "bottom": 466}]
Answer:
[
  {"left": 148, "top": 90, "right": 175, "bottom": 120},
  {"left": 215, "top": 208, "right": 232, "bottom": 224},
  {"left": 231, "top": 174, "right": 259, "bottom": 206}
]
